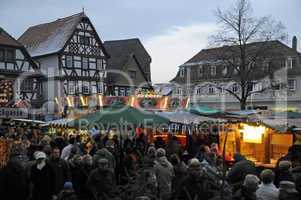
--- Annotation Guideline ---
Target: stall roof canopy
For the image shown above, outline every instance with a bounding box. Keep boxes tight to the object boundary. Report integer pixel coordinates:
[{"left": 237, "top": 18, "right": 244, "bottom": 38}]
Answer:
[
  {"left": 156, "top": 111, "right": 225, "bottom": 124},
  {"left": 43, "top": 118, "right": 76, "bottom": 127},
  {"left": 68, "top": 105, "right": 170, "bottom": 128}
]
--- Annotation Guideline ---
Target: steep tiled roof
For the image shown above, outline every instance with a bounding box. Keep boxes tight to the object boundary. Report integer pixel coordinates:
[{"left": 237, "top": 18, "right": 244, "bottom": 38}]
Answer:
[
  {"left": 0, "top": 27, "right": 23, "bottom": 47},
  {"left": 18, "top": 12, "right": 85, "bottom": 57},
  {"left": 184, "top": 40, "right": 300, "bottom": 65},
  {"left": 104, "top": 38, "right": 151, "bottom": 82}
]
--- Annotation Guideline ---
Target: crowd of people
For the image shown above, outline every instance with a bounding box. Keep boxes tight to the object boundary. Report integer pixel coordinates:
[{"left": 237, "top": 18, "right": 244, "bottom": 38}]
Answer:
[{"left": 0, "top": 125, "right": 301, "bottom": 200}]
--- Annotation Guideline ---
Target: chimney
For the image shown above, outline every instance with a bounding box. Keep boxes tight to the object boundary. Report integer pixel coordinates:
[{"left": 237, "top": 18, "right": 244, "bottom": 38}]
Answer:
[{"left": 292, "top": 36, "right": 297, "bottom": 51}]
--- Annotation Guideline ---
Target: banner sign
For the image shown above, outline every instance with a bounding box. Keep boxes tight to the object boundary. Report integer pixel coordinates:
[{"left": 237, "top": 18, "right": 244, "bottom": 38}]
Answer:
[{"left": 0, "top": 107, "right": 27, "bottom": 119}]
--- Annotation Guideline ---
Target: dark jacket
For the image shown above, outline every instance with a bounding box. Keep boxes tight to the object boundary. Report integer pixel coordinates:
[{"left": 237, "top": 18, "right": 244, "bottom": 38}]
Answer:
[
  {"left": 279, "top": 189, "right": 300, "bottom": 200},
  {"left": 58, "top": 189, "right": 77, "bottom": 200},
  {"left": 70, "top": 164, "right": 93, "bottom": 199},
  {"left": 233, "top": 186, "right": 257, "bottom": 200},
  {"left": 226, "top": 159, "right": 257, "bottom": 190},
  {"left": 49, "top": 158, "right": 70, "bottom": 194},
  {"left": 87, "top": 168, "right": 117, "bottom": 199},
  {"left": 30, "top": 162, "right": 56, "bottom": 200},
  {"left": 0, "top": 161, "right": 30, "bottom": 200},
  {"left": 177, "top": 175, "right": 213, "bottom": 200}
]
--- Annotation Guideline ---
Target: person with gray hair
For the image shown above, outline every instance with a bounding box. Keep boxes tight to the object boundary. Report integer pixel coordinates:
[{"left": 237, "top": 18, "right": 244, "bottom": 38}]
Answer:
[
  {"left": 256, "top": 169, "right": 279, "bottom": 200},
  {"left": 233, "top": 174, "right": 260, "bottom": 200},
  {"left": 154, "top": 148, "right": 174, "bottom": 200},
  {"left": 279, "top": 181, "right": 299, "bottom": 200}
]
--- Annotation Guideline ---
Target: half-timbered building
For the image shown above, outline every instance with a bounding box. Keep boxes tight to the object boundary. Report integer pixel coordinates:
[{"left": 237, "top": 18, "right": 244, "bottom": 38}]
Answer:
[
  {"left": 0, "top": 27, "right": 43, "bottom": 111},
  {"left": 104, "top": 39, "right": 152, "bottom": 96},
  {"left": 18, "top": 12, "right": 109, "bottom": 107}
]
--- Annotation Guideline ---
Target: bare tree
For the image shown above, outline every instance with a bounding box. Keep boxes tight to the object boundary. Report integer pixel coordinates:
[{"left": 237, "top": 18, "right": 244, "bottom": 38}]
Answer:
[{"left": 212, "top": 0, "right": 286, "bottom": 110}]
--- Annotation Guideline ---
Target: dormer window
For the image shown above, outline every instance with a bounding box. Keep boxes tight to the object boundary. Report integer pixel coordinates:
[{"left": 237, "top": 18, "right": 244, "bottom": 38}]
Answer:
[
  {"left": 208, "top": 85, "right": 215, "bottom": 94},
  {"left": 180, "top": 68, "right": 185, "bottom": 77},
  {"left": 232, "top": 83, "right": 239, "bottom": 93},
  {"left": 210, "top": 65, "right": 216, "bottom": 76}
]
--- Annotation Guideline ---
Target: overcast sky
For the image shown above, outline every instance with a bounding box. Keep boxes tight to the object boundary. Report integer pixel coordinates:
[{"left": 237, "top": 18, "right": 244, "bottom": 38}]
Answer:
[{"left": 1, "top": 0, "right": 300, "bottom": 83}]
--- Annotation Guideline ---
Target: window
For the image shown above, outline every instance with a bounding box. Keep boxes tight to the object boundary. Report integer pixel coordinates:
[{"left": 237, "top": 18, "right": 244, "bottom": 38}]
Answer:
[
  {"left": 233, "top": 66, "right": 239, "bottom": 75},
  {"left": 82, "top": 57, "right": 88, "bottom": 69},
  {"left": 247, "top": 82, "right": 254, "bottom": 92},
  {"left": 96, "top": 59, "right": 103, "bottom": 70},
  {"left": 0, "top": 48, "right": 4, "bottom": 61},
  {"left": 79, "top": 35, "right": 90, "bottom": 46},
  {"left": 82, "top": 81, "right": 90, "bottom": 94},
  {"left": 288, "top": 79, "right": 296, "bottom": 91},
  {"left": 273, "top": 80, "right": 281, "bottom": 91},
  {"left": 222, "top": 66, "right": 228, "bottom": 76},
  {"left": 180, "top": 68, "right": 185, "bottom": 77},
  {"left": 6, "top": 49, "right": 15, "bottom": 61},
  {"left": 210, "top": 65, "right": 216, "bottom": 76},
  {"left": 114, "top": 87, "right": 119, "bottom": 96},
  {"left": 68, "top": 81, "right": 75, "bottom": 95},
  {"left": 286, "top": 57, "right": 297, "bottom": 69},
  {"left": 91, "top": 82, "right": 97, "bottom": 94},
  {"left": 263, "top": 61, "right": 270, "bottom": 73},
  {"left": 66, "top": 56, "right": 73, "bottom": 68},
  {"left": 199, "top": 65, "right": 203, "bottom": 77},
  {"left": 21, "top": 79, "right": 33, "bottom": 92},
  {"left": 129, "top": 70, "right": 136, "bottom": 79},
  {"left": 120, "top": 88, "right": 125, "bottom": 96},
  {"left": 176, "top": 88, "right": 183, "bottom": 95},
  {"left": 208, "top": 85, "right": 215, "bottom": 94},
  {"left": 196, "top": 88, "right": 202, "bottom": 95},
  {"left": 232, "top": 83, "right": 239, "bottom": 93}
]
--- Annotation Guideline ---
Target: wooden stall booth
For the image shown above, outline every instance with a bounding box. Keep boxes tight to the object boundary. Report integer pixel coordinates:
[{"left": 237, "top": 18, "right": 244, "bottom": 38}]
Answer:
[{"left": 219, "top": 122, "right": 293, "bottom": 168}]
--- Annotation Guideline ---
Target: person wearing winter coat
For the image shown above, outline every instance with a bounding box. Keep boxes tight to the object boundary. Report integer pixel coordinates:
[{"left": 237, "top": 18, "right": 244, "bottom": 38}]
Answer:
[
  {"left": 49, "top": 146, "right": 70, "bottom": 195},
  {"left": 87, "top": 158, "right": 117, "bottom": 200},
  {"left": 279, "top": 181, "right": 300, "bottom": 200},
  {"left": 275, "top": 160, "right": 294, "bottom": 187},
  {"left": 256, "top": 169, "right": 279, "bottom": 200},
  {"left": 227, "top": 153, "right": 257, "bottom": 191},
  {"left": 170, "top": 153, "right": 187, "bottom": 199},
  {"left": 58, "top": 181, "right": 77, "bottom": 200},
  {"left": 177, "top": 158, "right": 214, "bottom": 200},
  {"left": 0, "top": 154, "right": 30, "bottom": 200},
  {"left": 93, "top": 147, "right": 116, "bottom": 170},
  {"left": 154, "top": 148, "right": 174, "bottom": 200},
  {"left": 30, "top": 151, "right": 56, "bottom": 200},
  {"left": 233, "top": 174, "right": 260, "bottom": 200}
]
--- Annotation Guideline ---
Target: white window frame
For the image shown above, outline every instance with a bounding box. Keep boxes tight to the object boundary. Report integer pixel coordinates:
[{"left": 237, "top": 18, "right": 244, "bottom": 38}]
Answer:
[
  {"left": 208, "top": 85, "right": 215, "bottom": 95},
  {"left": 232, "top": 83, "right": 239, "bottom": 93},
  {"left": 288, "top": 79, "right": 296, "bottom": 91},
  {"left": 68, "top": 81, "right": 75, "bottom": 95},
  {"left": 210, "top": 65, "right": 216, "bottom": 76},
  {"left": 66, "top": 55, "right": 73, "bottom": 68},
  {"left": 196, "top": 87, "right": 202, "bottom": 95},
  {"left": 273, "top": 80, "right": 281, "bottom": 91},
  {"left": 177, "top": 88, "right": 183, "bottom": 95}
]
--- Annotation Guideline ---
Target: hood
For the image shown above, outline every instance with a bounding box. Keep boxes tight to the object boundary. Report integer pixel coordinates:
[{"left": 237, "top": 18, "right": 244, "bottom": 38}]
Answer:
[
  {"left": 95, "top": 148, "right": 112, "bottom": 157},
  {"left": 157, "top": 156, "right": 173, "bottom": 169}
]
